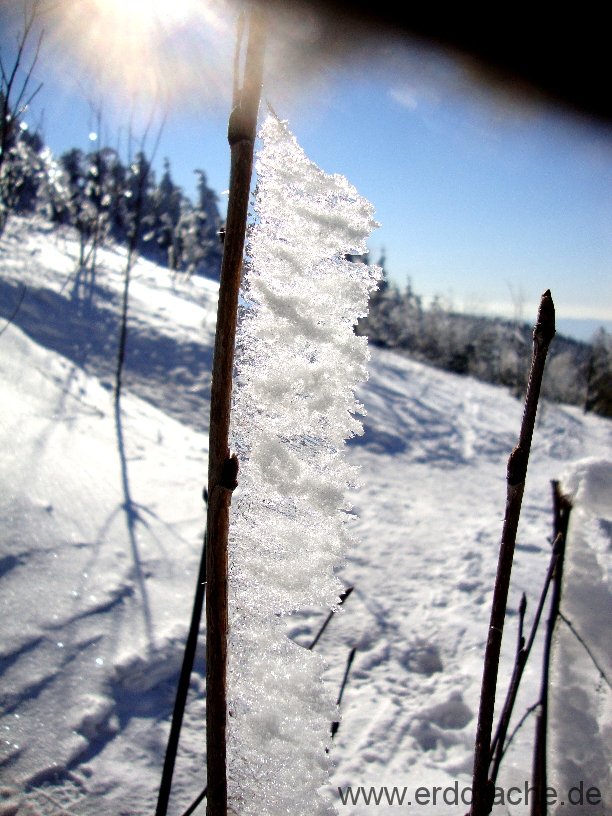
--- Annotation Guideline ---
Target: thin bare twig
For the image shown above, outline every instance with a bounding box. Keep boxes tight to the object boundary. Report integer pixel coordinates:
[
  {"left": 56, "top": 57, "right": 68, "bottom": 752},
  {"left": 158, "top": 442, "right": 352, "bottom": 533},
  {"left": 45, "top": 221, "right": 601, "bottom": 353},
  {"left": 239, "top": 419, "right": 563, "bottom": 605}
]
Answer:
[
  {"left": 470, "top": 291, "right": 555, "bottom": 816},
  {"left": 308, "top": 586, "right": 354, "bottom": 651},
  {"left": 530, "top": 481, "right": 572, "bottom": 816},
  {"left": 330, "top": 646, "right": 357, "bottom": 741},
  {"left": 181, "top": 786, "right": 207, "bottom": 816},
  {"left": 502, "top": 702, "right": 540, "bottom": 756},
  {"left": 114, "top": 113, "right": 165, "bottom": 405},
  {"left": 557, "top": 612, "right": 611, "bottom": 689},
  {"left": 489, "top": 535, "right": 561, "bottom": 785}
]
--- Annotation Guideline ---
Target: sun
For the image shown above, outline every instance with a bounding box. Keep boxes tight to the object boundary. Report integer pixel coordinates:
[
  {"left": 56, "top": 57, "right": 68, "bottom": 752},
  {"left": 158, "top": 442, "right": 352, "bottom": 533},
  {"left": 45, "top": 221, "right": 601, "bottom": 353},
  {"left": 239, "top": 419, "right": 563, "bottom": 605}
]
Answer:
[
  {"left": 46, "top": 0, "right": 237, "bottom": 111},
  {"left": 93, "top": 0, "right": 195, "bottom": 29}
]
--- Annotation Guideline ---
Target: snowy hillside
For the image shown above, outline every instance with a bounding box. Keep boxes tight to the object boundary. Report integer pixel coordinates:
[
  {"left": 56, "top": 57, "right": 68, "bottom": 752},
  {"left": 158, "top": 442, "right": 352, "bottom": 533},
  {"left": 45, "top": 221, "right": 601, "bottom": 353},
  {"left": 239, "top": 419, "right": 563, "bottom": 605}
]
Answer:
[{"left": 1, "top": 215, "right": 610, "bottom": 815}]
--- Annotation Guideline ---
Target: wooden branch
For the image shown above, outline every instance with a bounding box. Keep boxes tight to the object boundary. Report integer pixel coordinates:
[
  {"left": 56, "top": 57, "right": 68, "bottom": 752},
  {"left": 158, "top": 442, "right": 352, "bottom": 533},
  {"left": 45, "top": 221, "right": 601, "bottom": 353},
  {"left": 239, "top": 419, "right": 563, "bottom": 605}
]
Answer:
[
  {"left": 470, "top": 290, "right": 555, "bottom": 816},
  {"left": 489, "top": 536, "right": 560, "bottom": 785},
  {"left": 530, "top": 481, "right": 572, "bottom": 816},
  {"left": 330, "top": 646, "right": 357, "bottom": 741},
  {"left": 182, "top": 786, "right": 208, "bottom": 816},
  {"left": 557, "top": 612, "right": 611, "bottom": 689},
  {"left": 205, "top": 9, "right": 265, "bottom": 816},
  {"left": 501, "top": 702, "right": 540, "bottom": 757},
  {"left": 156, "top": 524, "right": 208, "bottom": 816},
  {"left": 114, "top": 118, "right": 165, "bottom": 406},
  {"left": 308, "top": 586, "right": 354, "bottom": 651}
]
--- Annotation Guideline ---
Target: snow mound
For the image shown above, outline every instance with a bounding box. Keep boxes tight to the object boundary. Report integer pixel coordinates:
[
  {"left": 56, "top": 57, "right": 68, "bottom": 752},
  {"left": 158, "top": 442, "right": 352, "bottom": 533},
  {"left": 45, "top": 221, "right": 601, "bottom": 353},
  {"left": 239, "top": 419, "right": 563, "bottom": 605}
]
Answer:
[
  {"left": 1, "top": 214, "right": 611, "bottom": 814},
  {"left": 548, "top": 458, "right": 612, "bottom": 816}
]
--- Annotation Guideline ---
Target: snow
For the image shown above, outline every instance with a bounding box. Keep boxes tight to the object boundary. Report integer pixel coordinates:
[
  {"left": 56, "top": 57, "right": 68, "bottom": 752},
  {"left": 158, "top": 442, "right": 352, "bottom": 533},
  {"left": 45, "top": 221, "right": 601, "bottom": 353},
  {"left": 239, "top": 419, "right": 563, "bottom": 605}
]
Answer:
[
  {"left": 0, "top": 213, "right": 610, "bottom": 815},
  {"left": 549, "top": 459, "right": 612, "bottom": 816},
  {"left": 227, "top": 115, "right": 381, "bottom": 815}
]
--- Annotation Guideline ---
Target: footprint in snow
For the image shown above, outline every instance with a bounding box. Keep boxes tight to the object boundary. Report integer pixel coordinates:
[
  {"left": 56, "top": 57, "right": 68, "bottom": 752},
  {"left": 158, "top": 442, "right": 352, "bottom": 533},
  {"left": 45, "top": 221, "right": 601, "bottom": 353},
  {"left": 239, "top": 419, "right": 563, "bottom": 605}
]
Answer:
[{"left": 398, "top": 641, "right": 443, "bottom": 676}]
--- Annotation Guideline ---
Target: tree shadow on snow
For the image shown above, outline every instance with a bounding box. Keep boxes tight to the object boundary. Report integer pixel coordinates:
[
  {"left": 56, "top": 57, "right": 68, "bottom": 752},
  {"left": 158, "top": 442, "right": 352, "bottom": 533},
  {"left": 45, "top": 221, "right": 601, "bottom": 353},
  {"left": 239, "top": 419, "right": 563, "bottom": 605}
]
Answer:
[
  {"left": 0, "top": 277, "right": 213, "bottom": 433},
  {"left": 114, "top": 396, "right": 155, "bottom": 653}
]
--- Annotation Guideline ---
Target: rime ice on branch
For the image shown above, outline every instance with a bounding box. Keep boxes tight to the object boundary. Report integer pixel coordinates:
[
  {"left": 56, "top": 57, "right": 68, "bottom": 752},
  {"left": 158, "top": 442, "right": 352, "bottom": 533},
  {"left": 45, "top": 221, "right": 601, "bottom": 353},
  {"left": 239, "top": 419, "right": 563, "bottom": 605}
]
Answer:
[{"left": 227, "top": 115, "right": 381, "bottom": 815}]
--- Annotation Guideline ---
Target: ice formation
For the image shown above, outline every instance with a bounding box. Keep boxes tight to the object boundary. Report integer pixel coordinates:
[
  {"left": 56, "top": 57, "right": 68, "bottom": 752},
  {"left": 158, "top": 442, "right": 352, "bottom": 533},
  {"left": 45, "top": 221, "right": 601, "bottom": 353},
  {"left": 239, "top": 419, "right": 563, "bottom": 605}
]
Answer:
[
  {"left": 227, "top": 115, "right": 381, "bottom": 815},
  {"left": 549, "top": 458, "right": 612, "bottom": 815}
]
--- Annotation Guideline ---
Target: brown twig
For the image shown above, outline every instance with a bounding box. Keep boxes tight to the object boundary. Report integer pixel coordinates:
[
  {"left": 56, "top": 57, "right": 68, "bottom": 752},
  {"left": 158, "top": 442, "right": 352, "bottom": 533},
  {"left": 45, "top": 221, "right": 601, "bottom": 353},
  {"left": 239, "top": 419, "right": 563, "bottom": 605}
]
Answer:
[
  {"left": 557, "top": 612, "right": 611, "bottom": 689},
  {"left": 489, "top": 535, "right": 560, "bottom": 785},
  {"left": 114, "top": 114, "right": 165, "bottom": 406},
  {"left": 330, "top": 646, "right": 357, "bottom": 741},
  {"left": 181, "top": 786, "right": 208, "bottom": 816},
  {"left": 205, "top": 9, "right": 265, "bottom": 816},
  {"left": 501, "top": 701, "right": 540, "bottom": 756},
  {"left": 470, "top": 290, "right": 555, "bottom": 816},
  {"left": 530, "top": 481, "right": 572, "bottom": 816},
  {"left": 308, "top": 586, "right": 354, "bottom": 651}
]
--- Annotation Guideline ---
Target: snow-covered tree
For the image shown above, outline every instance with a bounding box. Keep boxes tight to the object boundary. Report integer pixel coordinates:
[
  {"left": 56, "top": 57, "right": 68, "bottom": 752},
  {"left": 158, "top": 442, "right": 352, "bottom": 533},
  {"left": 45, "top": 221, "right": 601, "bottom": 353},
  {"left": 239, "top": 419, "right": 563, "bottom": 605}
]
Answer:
[
  {"left": 0, "top": 2, "right": 43, "bottom": 235},
  {"left": 173, "top": 169, "right": 222, "bottom": 278},
  {"left": 58, "top": 147, "right": 102, "bottom": 277},
  {"left": 226, "top": 114, "right": 381, "bottom": 815},
  {"left": 147, "top": 157, "right": 183, "bottom": 268},
  {"left": 0, "top": 123, "right": 46, "bottom": 219},
  {"left": 585, "top": 327, "right": 612, "bottom": 417},
  {"left": 174, "top": 204, "right": 213, "bottom": 278}
]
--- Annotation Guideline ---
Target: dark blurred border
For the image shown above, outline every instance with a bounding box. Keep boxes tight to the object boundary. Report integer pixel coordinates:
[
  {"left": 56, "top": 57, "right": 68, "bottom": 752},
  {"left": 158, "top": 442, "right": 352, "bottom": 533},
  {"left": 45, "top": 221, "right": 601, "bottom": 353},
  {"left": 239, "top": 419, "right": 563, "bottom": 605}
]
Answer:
[{"left": 261, "top": 0, "right": 612, "bottom": 124}]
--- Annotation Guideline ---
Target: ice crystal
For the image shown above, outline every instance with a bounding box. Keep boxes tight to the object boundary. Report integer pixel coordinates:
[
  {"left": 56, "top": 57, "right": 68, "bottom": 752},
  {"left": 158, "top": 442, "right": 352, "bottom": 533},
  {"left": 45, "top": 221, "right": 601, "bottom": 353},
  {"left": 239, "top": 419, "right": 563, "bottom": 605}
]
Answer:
[{"left": 227, "top": 114, "right": 381, "bottom": 815}]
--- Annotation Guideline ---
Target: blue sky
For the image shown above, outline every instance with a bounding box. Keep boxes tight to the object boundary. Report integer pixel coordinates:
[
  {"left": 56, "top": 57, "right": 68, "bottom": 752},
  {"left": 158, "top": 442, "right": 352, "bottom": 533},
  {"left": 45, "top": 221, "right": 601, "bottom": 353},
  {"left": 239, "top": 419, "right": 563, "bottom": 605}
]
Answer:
[{"left": 2, "top": 0, "right": 611, "bottom": 339}]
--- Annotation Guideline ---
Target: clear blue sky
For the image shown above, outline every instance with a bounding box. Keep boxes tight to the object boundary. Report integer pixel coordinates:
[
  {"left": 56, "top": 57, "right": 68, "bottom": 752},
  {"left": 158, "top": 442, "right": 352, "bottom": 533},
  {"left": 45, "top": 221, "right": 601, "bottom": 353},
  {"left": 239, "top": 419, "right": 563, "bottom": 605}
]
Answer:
[{"left": 2, "top": 0, "right": 611, "bottom": 340}]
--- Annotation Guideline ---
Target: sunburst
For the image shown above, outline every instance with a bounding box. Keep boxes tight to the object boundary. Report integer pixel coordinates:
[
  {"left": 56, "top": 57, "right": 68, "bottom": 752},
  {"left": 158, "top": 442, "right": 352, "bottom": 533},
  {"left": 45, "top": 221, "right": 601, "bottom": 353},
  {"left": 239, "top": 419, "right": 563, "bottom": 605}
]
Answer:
[{"left": 42, "top": 0, "right": 238, "bottom": 112}]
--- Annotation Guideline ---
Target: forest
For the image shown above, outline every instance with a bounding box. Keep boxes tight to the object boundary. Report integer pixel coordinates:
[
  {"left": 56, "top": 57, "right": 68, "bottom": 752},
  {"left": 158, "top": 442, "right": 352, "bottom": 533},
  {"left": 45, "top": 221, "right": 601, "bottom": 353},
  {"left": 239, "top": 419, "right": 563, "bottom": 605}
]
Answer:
[
  {"left": 2, "top": 109, "right": 610, "bottom": 418},
  {"left": 1, "top": 5, "right": 611, "bottom": 814}
]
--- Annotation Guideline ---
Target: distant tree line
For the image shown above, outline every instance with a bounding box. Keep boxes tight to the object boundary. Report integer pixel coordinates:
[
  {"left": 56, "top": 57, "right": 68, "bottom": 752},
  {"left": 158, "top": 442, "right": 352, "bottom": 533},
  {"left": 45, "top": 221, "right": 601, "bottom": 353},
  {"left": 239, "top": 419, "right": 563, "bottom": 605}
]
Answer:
[
  {"left": 1, "top": 23, "right": 609, "bottom": 419},
  {"left": 1, "top": 4, "right": 222, "bottom": 277},
  {"left": 355, "top": 256, "right": 612, "bottom": 418},
  {"left": 0, "top": 100, "right": 223, "bottom": 279}
]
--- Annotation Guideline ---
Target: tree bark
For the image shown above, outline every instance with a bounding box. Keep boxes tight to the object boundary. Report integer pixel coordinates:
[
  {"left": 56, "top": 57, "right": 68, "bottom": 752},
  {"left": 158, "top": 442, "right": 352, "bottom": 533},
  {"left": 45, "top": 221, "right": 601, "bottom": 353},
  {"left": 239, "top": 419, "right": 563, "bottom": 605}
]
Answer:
[{"left": 205, "top": 10, "right": 265, "bottom": 816}]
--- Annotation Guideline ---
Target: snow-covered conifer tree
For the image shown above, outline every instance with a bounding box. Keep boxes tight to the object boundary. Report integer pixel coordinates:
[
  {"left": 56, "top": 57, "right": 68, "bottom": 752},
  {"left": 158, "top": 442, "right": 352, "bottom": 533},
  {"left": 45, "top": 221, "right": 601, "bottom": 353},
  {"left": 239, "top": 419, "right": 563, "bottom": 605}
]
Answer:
[{"left": 227, "top": 115, "right": 381, "bottom": 815}]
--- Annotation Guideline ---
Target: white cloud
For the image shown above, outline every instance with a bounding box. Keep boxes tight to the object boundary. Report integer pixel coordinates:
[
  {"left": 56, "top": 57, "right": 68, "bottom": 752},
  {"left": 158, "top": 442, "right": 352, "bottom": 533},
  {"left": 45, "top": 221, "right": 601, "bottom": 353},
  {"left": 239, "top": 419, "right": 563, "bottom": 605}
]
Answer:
[{"left": 390, "top": 85, "right": 419, "bottom": 110}]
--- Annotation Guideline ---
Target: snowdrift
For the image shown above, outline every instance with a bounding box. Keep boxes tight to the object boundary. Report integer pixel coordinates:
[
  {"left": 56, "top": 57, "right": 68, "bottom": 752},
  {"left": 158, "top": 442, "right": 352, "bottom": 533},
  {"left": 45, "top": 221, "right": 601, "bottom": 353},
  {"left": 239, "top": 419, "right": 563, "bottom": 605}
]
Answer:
[{"left": 0, "top": 215, "right": 610, "bottom": 814}]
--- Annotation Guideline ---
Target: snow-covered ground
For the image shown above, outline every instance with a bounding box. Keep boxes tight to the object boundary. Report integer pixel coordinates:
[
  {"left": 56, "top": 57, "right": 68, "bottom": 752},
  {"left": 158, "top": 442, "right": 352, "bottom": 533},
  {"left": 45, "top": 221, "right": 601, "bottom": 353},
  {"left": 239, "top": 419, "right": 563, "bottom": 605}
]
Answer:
[{"left": 0, "top": 215, "right": 610, "bottom": 815}]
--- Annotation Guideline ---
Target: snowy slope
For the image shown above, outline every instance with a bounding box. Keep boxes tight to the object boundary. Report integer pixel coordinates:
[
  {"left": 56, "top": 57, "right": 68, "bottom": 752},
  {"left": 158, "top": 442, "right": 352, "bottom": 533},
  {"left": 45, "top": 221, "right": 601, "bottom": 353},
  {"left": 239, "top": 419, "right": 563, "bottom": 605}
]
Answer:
[{"left": 1, "top": 215, "right": 610, "bottom": 815}]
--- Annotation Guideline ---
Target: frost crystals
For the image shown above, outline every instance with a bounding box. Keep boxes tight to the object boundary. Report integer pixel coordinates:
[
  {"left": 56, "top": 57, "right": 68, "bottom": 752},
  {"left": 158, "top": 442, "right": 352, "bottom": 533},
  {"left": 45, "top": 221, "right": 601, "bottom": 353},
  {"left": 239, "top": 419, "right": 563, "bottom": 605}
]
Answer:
[{"left": 227, "top": 114, "right": 381, "bottom": 815}]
